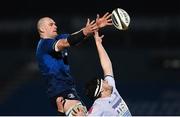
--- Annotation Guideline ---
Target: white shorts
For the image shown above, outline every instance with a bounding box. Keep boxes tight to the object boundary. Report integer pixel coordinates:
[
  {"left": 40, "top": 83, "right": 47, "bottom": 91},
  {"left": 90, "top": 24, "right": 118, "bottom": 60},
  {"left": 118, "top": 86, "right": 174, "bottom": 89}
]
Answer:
[{"left": 65, "top": 102, "right": 87, "bottom": 116}]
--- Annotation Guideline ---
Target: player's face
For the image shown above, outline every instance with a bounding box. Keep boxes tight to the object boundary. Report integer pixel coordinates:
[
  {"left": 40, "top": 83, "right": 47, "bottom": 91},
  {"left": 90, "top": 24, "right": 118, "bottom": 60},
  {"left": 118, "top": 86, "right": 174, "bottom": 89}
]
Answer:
[{"left": 44, "top": 18, "right": 57, "bottom": 38}]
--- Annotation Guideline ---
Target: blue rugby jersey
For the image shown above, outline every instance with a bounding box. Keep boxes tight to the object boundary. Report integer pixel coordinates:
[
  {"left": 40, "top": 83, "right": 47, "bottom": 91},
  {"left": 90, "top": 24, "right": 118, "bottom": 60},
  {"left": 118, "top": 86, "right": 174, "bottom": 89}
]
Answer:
[{"left": 36, "top": 34, "right": 76, "bottom": 98}]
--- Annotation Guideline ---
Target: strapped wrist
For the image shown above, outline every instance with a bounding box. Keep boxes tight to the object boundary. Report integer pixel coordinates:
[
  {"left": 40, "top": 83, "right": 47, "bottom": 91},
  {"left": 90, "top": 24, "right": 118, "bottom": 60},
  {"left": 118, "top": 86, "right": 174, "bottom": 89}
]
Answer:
[{"left": 67, "top": 30, "right": 86, "bottom": 46}]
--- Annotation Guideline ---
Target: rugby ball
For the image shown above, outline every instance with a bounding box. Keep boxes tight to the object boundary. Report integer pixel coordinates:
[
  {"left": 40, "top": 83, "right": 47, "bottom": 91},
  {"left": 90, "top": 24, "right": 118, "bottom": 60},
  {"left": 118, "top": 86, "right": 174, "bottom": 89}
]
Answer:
[{"left": 111, "top": 8, "right": 130, "bottom": 30}]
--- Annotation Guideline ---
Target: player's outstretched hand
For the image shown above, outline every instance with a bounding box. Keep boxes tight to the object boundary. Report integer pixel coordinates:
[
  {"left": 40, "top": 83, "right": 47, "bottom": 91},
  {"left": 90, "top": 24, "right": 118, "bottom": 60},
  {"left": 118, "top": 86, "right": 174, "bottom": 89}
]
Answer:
[
  {"left": 82, "top": 18, "right": 98, "bottom": 36},
  {"left": 96, "top": 12, "right": 112, "bottom": 28}
]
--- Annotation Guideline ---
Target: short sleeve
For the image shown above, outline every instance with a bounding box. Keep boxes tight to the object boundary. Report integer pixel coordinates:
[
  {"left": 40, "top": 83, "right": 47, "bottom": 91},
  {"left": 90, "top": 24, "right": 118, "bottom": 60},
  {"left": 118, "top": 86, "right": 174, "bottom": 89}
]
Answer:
[
  {"left": 42, "top": 39, "right": 57, "bottom": 52},
  {"left": 54, "top": 34, "right": 70, "bottom": 52},
  {"left": 104, "top": 75, "right": 116, "bottom": 88}
]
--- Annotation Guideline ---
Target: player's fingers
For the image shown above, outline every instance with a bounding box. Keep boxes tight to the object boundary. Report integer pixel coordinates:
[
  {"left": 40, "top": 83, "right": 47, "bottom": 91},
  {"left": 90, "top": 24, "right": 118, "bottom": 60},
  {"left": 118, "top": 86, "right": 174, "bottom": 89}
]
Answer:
[
  {"left": 86, "top": 18, "right": 90, "bottom": 26},
  {"left": 106, "top": 13, "right": 112, "bottom": 19},
  {"left": 96, "top": 14, "right": 100, "bottom": 21},
  {"left": 76, "top": 107, "right": 82, "bottom": 113},
  {"left": 91, "top": 23, "right": 97, "bottom": 27},
  {"left": 71, "top": 111, "right": 76, "bottom": 116},
  {"left": 100, "top": 35, "right": 104, "bottom": 38},
  {"left": 71, "top": 112, "right": 75, "bottom": 116},
  {"left": 90, "top": 22, "right": 98, "bottom": 28},
  {"left": 92, "top": 27, "right": 98, "bottom": 31},
  {"left": 91, "top": 25, "right": 98, "bottom": 30},
  {"left": 103, "top": 12, "right": 109, "bottom": 18},
  {"left": 90, "top": 20, "right": 95, "bottom": 25},
  {"left": 72, "top": 108, "right": 77, "bottom": 114},
  {"left": 108, "top": 19, "right": 112, "bottom": 22},
  {"left": 107, "top": 22, "right": 113, "bottom": 26}
]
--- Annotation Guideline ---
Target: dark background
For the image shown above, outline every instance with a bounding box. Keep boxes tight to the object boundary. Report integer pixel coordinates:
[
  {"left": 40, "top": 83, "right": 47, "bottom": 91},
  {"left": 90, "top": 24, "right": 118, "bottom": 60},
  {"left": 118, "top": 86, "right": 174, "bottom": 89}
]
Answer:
[{"left": 0, "top": 0, "right": 180, "bottom": 115}]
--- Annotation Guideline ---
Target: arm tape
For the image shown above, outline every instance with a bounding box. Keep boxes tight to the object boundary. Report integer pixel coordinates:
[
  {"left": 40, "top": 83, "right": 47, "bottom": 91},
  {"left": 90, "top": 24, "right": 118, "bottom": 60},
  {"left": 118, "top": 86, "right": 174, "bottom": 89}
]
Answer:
[{"left": 67, "top": 30, "right": 85, "bottom": 46}]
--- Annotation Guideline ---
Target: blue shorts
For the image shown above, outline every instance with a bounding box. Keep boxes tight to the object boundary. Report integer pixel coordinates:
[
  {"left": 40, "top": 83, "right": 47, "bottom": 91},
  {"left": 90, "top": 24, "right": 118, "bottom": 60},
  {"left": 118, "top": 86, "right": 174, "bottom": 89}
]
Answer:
[{"left": 50, "top": 88, "right": 82, "bottom": 111}]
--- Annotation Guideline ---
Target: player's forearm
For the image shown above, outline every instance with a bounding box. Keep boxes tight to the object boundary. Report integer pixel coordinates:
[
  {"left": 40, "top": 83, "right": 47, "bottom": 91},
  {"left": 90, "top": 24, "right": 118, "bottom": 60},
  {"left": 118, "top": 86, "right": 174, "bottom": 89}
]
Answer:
[
  {"left": 56, "top": 30, "right": 86, "bottom": 51},
  {"left": 55, "top": 39, "right": 70, "bottom": 51},
  {"left": 95, "top": 42, "right": 113, "bottom": 76}
]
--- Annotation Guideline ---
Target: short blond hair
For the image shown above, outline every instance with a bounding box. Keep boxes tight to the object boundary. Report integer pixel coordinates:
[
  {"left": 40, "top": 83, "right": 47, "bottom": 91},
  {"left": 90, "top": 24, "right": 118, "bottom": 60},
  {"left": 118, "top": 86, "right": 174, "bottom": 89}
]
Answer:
[{"left": 37, "top": 17, "right": 51, "bottom": 33}]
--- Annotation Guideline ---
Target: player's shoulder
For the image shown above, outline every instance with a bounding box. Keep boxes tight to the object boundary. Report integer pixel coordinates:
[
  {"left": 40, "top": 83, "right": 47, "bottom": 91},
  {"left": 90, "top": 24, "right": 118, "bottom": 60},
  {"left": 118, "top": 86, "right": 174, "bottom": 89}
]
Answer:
[
  {"left": 40, "top": 39, "right": 57, "bottom": 46},
  {"left": 55, "top": 34, "right": 70, "bottom": 40},
  {"left": 39, "top": 38, "right": 53, "bottom": 43}
]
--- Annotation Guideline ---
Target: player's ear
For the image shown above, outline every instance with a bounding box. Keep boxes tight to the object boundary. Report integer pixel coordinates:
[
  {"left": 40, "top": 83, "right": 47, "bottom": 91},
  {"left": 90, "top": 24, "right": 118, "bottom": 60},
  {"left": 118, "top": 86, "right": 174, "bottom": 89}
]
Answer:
[{"left": 39, "top": 26, "right": 45, "bottom": 33}]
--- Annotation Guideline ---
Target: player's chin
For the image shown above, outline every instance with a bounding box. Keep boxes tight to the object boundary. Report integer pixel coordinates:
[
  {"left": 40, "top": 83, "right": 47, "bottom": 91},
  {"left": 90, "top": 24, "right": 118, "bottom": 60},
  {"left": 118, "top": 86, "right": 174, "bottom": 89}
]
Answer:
[
  {"left": 53, "top": 32, "right": 58, "bottom": 37},
  {"left": 51, "top": 34, "right": 58, "bottom": 38}
]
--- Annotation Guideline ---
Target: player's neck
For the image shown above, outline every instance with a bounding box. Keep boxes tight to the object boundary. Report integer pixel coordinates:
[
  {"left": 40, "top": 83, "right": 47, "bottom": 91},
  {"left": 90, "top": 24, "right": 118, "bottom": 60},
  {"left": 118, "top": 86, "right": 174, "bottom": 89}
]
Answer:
[{"left": 40, "top": 35, "right": 55, "bottom": 39}]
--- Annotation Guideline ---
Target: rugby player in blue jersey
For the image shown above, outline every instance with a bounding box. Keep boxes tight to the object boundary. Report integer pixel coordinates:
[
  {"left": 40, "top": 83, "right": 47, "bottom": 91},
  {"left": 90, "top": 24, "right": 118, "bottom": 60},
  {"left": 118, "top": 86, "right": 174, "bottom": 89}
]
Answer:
[{"left": 36, "top": 13, "right": 112, "bottom": 116}]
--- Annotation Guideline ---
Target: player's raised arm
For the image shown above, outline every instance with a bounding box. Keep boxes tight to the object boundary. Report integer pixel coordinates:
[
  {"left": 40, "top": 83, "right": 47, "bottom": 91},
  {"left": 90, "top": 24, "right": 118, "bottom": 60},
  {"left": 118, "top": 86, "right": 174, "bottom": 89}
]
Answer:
[
  {"left": 94, "top": 31, "right": 113, "bottom": 76},
  {"left": 55, "top": 19, "right": 98, "bottom": 51}
]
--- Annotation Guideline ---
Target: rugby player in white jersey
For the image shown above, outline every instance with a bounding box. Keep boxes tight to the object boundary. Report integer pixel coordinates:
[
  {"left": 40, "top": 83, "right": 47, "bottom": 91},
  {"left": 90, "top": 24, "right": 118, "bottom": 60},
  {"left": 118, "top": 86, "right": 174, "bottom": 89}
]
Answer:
[{"left": 72, "top": 30, "right": 132, "bottom": 116}]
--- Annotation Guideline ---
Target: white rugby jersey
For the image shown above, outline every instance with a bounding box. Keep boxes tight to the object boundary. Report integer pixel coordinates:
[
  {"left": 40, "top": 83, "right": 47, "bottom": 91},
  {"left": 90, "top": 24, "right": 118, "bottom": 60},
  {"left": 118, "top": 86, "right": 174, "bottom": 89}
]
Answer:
[{"left": 88, "top": 75, "right": 131, "bottom": 116}]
